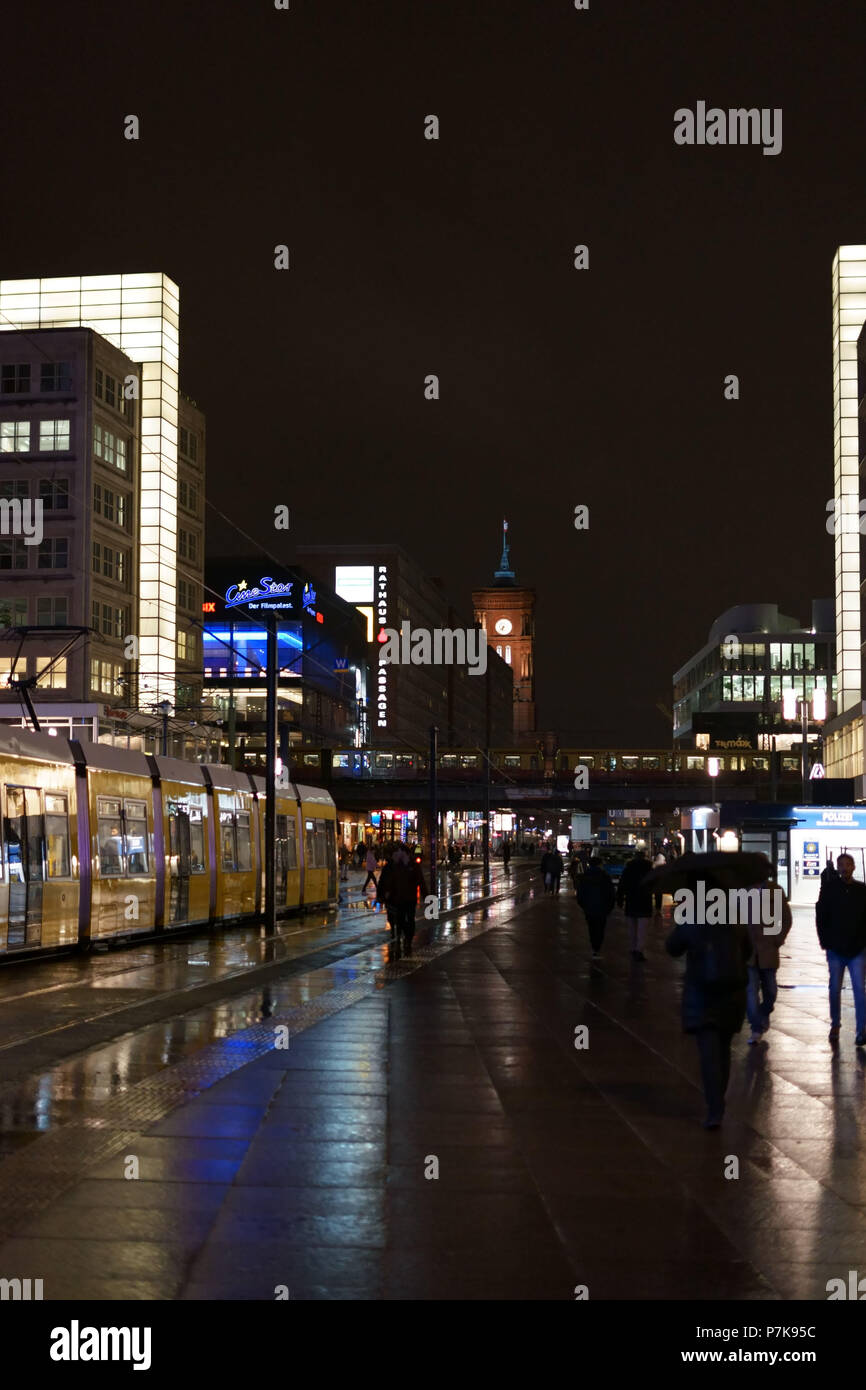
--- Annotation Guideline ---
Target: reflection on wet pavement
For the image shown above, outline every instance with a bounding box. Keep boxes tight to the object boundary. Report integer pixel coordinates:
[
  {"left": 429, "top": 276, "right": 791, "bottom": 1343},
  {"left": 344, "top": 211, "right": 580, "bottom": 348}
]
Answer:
[{"left": 0, "top": 864, "right": 535, "bottom": 1155}]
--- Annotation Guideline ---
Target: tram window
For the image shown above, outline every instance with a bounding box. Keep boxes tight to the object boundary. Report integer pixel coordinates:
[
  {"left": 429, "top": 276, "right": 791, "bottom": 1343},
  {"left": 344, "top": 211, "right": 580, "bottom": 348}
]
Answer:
[
  {"left": 45, "top": 792, "right": 70, "bottom": 877},
  {"left": 4, "top": 788, "right": 25, "bottom": 882},
  {"left": 285, "top": 816, "right": 298, "bottom": 869},
  {"left": 375, "top": 755, "right": 394, "bottom": 769},
  {"left": 124, "top": 799, "right": 149, "bottom": 874},
  {"left": 334, "top": 753, "right": 350, "bottom": 768},
  {"left": 236, "top": 812, "right": 252, "bottom": 871},
  {"left": 189, "top": 807, "right": 205, "bottom": 871},
  {"left": 97, "top": 796, "right": 123, "bottom": 875},
  {"left": 305, "top": 818, "right": 327, "bottom": 869},
  {"left": 220, "top": 810, "right": 237, "bottom": 870}
]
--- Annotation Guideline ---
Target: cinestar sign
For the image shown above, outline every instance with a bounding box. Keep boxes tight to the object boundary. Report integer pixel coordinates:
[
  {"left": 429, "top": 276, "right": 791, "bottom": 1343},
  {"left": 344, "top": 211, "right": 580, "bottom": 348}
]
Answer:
[{"left": 225, "top": 577, "right": 294, "bottom": 610}]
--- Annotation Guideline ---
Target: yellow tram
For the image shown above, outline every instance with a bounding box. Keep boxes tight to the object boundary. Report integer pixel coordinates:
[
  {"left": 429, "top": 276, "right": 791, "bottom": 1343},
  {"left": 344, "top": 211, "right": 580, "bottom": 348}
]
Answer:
[{"left": 0, "top": 727, "right": 338, "bottom": 960}]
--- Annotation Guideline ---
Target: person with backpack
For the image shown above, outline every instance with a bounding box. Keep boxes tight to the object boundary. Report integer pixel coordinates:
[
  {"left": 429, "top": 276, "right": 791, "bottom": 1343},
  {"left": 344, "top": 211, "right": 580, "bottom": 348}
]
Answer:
[
  {"left": 376, "top": 843, "right": 428, "bottom": 958},
  {"left": 576, "top": 858, "right": 617, "bottom": 957},
  {"left": 666, "top": 887, "right": 753, "bottom": 1128}
]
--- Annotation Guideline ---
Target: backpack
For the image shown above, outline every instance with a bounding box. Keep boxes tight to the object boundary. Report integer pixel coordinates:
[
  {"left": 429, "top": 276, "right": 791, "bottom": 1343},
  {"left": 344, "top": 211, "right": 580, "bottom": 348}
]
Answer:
[{"left": 691, "top": 925, "right": 746, "bottom": 986}]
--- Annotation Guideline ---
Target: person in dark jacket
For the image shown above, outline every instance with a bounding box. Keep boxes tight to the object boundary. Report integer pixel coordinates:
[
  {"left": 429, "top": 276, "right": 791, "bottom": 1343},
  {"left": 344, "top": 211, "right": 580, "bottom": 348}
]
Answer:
[
  {"left": 617, "top": 850, "right": 654, "bottom": 960},
  {"left": 745, "top": 875, "right": 792, "bottom": 1043},
  {"left": 666, "top": 909, "right": 753, "bottom": 1128},
  {"left": 377, "top": 844, "right": 428, "bottom": 958},
  {"left": 540, "top": 846, "right": 563, "bottom": 894},
  {"left": 816, "top": 853, "right": 866, "bottom": 1047},
  {"left": 576, "top": 859, "right": 617, "bottom": 957},
  {"left": 502, "top": 838, "right": 511, "bottom": 870}
]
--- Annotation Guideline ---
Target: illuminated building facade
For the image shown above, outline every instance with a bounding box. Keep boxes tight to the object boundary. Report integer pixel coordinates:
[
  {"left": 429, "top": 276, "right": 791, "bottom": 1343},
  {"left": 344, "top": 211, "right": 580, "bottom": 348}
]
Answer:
[
  {"left": 0, "top": 274, "right": 181, "bottom": 707},
  {"left": 203, "top": 557, "right": 369, "bottom": 768}
]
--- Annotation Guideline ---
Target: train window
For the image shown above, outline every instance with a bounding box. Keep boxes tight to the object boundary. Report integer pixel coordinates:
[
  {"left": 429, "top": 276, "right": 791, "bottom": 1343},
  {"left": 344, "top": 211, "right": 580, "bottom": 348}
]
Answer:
[
  {"left": 96, "top": 796, "right": 124, "bottom": 876},
  {"left": 642, "top": 757, "right": 660, "bottom": 769},
  {"left": 503, "top": 755, "right": 521, "bottom": 767},
  {"left": 577, "top": 756, "right": 595, "bottom": 768},
  {"left": 45, "top": 792, "right": 70, "bottom": 878},
  {"left": 459, "top": 755, "right": 479, "bottom": 769},
  {"left": 285, "top": 816, "right": 298, "bottom": 869},
  {"left": 440, "top": 755, "right": 458, "bottom": 768},
  {"left": 220, "top": 810, "right": 237, "bottom": 870},
  {"left": 303, "top": 754, "right": 320, "bottom": 766},
  {"left": 686, "top": 756, "right": 705, "bottom": 770},
  {"left": 334, "top": 754, "right": 350, "bottom": 768},
  {"left": 752, "top": 757, "right": 769, "bottom": 770},
  {"left": 236, "top": 812, "right": 252, "bottom": 871},
  {"left": 375, "top": 755, "right": 394, "bottom": 769},
  {"left": 622, "top": 757, "right": 639, "bottom": 770},
  {"left": 124, "top": 799, "right": 149, "bottom": 874},
  {"left": 781, "top": 757, "right": 799, "bottom": 771},
  {"left": 395, "top": 755, "right": 414, "bottom": 767},
  {"left": 189, "top": 807, "right": 205, "bottom": 871}
]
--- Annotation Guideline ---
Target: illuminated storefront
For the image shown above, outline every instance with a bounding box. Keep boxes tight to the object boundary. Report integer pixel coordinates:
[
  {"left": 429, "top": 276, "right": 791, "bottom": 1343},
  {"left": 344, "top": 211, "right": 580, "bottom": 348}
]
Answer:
[{"left": 203, "top": 558, "right": 369, "bottom": 767}]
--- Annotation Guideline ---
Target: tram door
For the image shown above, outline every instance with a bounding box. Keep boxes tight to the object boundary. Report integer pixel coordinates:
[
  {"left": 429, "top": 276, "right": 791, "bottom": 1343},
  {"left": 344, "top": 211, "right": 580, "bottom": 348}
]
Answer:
[
  {"left": 325, "top": 824, "right": 337, "bottom": 899},
  {"left": 4, "top": 787, "right": 44, "bottom": 948},
  {"left": 168, "top": 803, "right": 191, "bottom": 924}
]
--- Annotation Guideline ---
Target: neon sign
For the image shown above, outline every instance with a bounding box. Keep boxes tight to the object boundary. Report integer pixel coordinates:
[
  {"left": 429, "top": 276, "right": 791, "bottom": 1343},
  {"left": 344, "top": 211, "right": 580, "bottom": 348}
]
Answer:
[
  {"left": 225, "top": 577, "right": 294, "bottom": 610},
  {"left": 377, "top": 565, "right": 388, "bottom": 728}
]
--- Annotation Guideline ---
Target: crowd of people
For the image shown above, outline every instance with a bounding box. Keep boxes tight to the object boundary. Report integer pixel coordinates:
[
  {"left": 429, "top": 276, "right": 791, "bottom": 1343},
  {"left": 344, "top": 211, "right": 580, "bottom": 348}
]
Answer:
[{"left": 341, "top": 834, "right": 866, "bottom": 1133}]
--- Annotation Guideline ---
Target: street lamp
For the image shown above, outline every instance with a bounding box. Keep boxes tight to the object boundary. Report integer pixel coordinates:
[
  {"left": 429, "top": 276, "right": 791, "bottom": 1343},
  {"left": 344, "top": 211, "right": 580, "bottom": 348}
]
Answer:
[
  {"left": 157, "top": 700, "right": 172, "bottom": 756},
  {"left": 782, "top": 687, "right": 826, "bottom": 803}
]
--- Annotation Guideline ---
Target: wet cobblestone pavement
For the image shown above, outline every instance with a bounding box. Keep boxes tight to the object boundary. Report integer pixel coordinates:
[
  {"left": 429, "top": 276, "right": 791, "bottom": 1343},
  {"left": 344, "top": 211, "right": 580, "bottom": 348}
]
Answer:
[{"left": 0, "top": 868, "right": 864, "bottom": 1300}]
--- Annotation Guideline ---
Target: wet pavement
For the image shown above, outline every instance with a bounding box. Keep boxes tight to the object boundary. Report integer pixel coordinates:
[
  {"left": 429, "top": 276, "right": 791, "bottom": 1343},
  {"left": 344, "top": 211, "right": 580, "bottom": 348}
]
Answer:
[{"left": 1, "top": 871, "right": 865, "bottom": 1300}]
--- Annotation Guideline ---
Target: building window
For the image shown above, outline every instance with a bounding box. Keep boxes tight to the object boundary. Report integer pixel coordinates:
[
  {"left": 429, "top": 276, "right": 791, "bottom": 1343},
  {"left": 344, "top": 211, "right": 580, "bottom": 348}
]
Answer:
[
  {"left": 104, "top": 374, "right": 116, "bottom": 409},
  {"left": 38, "top": 537, "right": 68, "bottom": 569},
  {"left": 93, "top": 424, "right": 127, "bottom": 471},
  {"left": 177, "top": 630, "right": 197, "bottom": 663},
  {"left": 179, "top": 479, "right": 198, "bottom": 514},
  {"left": 35, "top": 656, "right": 66, "bottom": 690},
  {"left": 103, "top": 487, "right": 115, "bottom": 522},
  {"left": 0, "top": 421, "right": 31, "bottom": 452},
  {"left": 0, "top": 540, "right": 28, "bottom": 569},
  {"left": 38, "top": 419, "right": 70, "bottom": 451},
  {"left": 95, "top": 368, "right": 103, "bottom": 400},
  {"left": 0, "top": 598, "right": 27, "bottom": 626},
  {"left": 0, "top": 480, "right": 28, "bottom": 499},
  {"left": 180, "top": 427, "right": 198, "bottom": 462},
  {"left": 178, "top": 578, "right": 197, "bottom": 611},
  {"left": 1, "top": 364, "right": 30, "bottom": 393},
  {"left": 505, "top": 645, "right": 511, "bottom": 664},
  {"left": 36, "top": 597, "right": 68, "bottom": 625},
  {"left": 90, "top": 658, "right": 123, "bottom": 696},
  {"left": 40, "top": 363, "right": 71, "bottom": 392},
  {"left": 38, "top": 479, "right": 69, "bottom": 510}
]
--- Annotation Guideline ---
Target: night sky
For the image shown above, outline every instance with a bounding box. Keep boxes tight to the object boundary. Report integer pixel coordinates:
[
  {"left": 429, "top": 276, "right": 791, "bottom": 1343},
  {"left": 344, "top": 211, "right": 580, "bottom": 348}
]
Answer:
[{"left": 4, "top": 0, "right": 865, "bottom": 743}]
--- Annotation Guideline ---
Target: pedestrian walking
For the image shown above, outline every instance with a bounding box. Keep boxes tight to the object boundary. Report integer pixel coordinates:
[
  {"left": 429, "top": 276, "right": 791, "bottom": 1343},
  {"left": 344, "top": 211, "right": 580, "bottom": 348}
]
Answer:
[
  {"left": 502, "top": 838, "right": 511, "bottom": 870},
  {"left": 363, "top": 846, "right": 379, "bottom": 893},
  {"left": 652, "top": 850, "right": 667, "bottom": 915},
  {"left": 666, "top": 903, "right": 752, "bottom": 1128},
  {"left": 339, "top": 843, "right": 349, "bottom": 882},
  {"left": 377, "top": 843, "right": 428, "bottom": 958},
  {"left": 540, "top": 845, "right": 562, "bottom": 894},
  {"left": 816, "top": 852, "right": 866, "bottom": 1048},
  {"left": 617, "top": 849, "right": 653, "bottom": 960},
  {"left": 576, "top": 857, "right": 616, "bottom": 957},
  {"left": 745, "top": 873, "right": 792, "bottom": 1043},
  {"left": 569, "top": 851, "right": 584, "bottom": 893}
]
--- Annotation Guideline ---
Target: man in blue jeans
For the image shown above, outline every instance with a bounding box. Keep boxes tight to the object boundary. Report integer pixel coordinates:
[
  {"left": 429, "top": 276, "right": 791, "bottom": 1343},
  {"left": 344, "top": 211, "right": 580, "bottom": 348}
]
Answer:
[{"left": 816, "top": 853, "right": 866, "bottom": 1048}]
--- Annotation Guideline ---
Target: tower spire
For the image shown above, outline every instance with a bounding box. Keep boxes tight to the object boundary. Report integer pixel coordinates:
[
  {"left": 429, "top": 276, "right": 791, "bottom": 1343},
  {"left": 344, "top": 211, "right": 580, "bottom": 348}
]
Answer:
[{"left": 494, "top": 518, "right": 516, "bottom": 585}]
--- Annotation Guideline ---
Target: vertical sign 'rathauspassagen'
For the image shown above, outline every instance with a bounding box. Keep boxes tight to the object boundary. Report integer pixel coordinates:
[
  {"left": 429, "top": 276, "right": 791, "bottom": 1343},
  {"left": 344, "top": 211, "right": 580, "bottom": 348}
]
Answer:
[{"left": 377, "top": 565, "right": 388, "bottom": 728}]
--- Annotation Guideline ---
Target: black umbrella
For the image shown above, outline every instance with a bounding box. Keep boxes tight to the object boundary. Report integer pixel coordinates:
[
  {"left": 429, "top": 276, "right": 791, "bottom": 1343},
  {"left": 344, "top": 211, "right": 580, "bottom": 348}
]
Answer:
[{"left": 645, "top": 851, "right": 772, "bottom": 893}]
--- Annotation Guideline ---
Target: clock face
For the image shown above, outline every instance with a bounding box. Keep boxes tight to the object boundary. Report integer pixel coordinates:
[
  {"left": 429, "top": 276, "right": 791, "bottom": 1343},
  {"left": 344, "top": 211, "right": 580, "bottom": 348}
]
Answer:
[{"left": 494, "top": 618, "right": 513, "bottom": 636}]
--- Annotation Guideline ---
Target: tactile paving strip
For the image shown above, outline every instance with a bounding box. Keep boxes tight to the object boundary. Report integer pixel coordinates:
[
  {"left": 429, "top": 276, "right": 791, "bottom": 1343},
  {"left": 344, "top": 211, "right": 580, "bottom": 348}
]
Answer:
[{"left": 0, "top": 890, "right": 536, "bottom": 1240}]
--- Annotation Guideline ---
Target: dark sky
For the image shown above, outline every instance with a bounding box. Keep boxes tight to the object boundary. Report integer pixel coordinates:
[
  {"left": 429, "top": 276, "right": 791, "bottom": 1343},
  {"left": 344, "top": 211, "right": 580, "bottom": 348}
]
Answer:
[{"left": 4, "top": 0, "right": 864, "bottom": 743}]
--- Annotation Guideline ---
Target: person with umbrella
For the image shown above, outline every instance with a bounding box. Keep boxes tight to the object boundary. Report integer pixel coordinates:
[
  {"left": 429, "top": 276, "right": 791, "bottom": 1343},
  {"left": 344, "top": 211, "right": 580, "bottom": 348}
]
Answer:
[
  {"left": 617, "top": 848, "right": 654, "bottom": 960},
  {"left": 656, "top": 852, "right": 760, "bottom": 1129}
]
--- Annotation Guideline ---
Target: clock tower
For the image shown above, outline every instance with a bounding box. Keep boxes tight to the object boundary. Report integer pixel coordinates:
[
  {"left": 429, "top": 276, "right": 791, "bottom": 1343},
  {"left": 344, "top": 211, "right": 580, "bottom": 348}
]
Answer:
[{"left": 472, "top": 520, "right": 536, "bottom": 737}]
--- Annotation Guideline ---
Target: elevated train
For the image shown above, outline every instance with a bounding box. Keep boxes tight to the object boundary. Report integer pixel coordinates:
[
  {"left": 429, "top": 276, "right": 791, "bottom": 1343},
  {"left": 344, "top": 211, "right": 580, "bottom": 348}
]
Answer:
[
  {"left": 295, "top": 746, "right": 800, "bottom": 782},
  {"left": 0, "top": 727, "right": 337, "bottom": 960}
]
